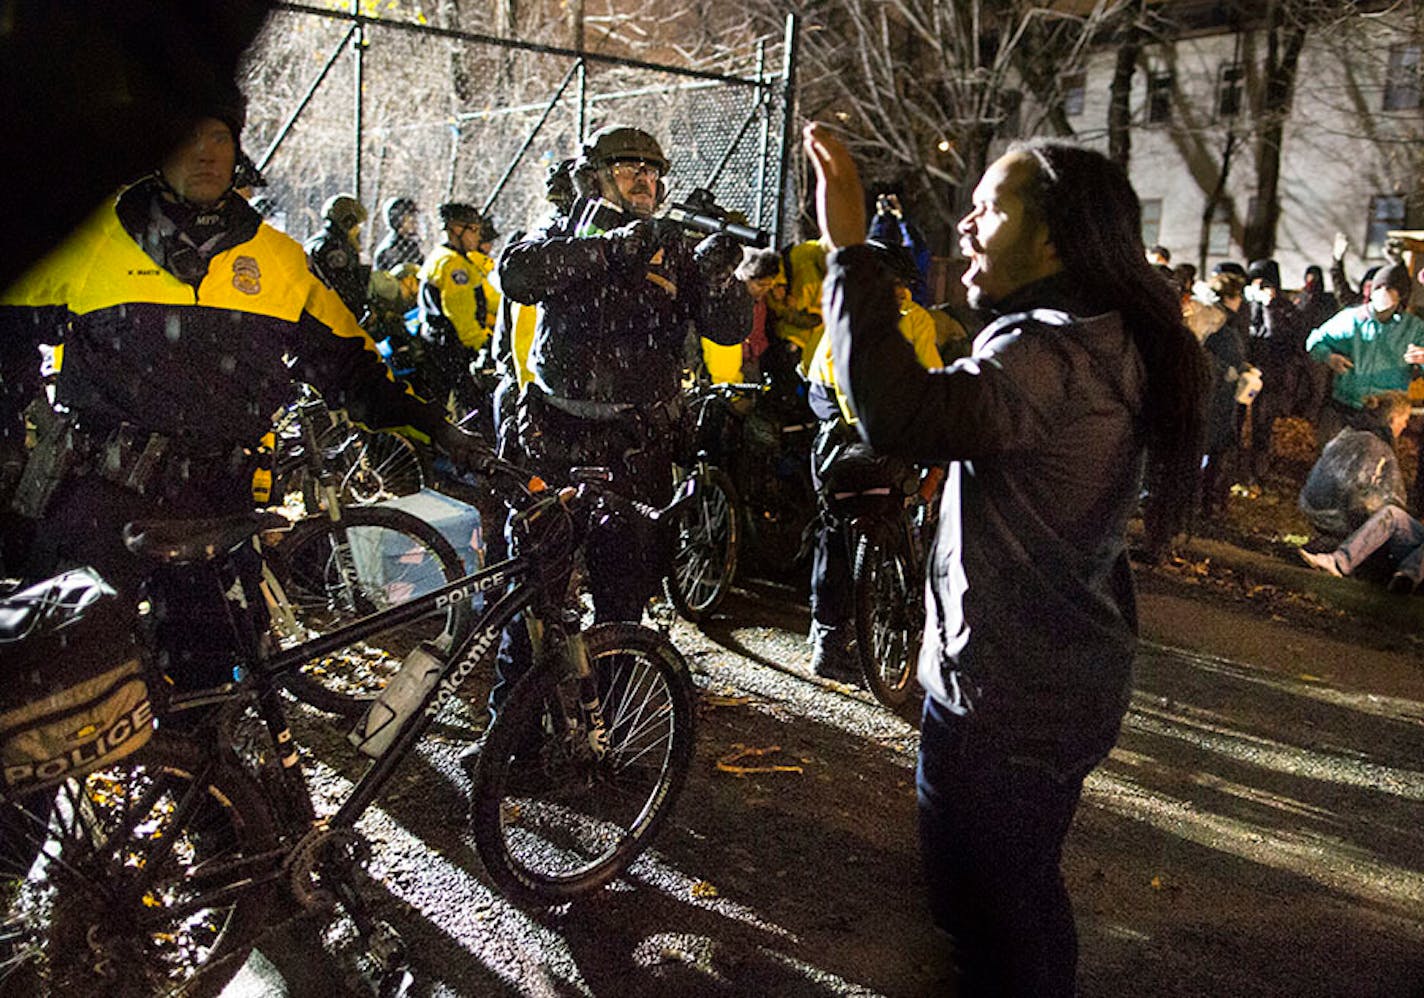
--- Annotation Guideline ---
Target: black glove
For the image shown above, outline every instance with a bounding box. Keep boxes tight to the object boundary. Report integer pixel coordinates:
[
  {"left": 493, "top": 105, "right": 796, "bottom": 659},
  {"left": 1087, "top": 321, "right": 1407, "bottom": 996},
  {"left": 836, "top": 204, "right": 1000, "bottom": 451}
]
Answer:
[
  {"left": 602, "top": 219, "right": 657, "bottom": 280},
  {"left": 693, "top": 231, "right": 742, "bottom": 276},
  {"left": 432, "top": 422, "right": 497, "bottom": 476}
]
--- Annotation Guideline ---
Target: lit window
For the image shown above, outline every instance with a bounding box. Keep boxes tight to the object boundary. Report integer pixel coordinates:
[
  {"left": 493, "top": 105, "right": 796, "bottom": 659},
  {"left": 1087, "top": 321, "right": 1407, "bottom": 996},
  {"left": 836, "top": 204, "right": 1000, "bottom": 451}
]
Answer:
[
  {"left": 1062, "top": 71, "right": 1086, "bottom": 117},
  {"left": 1217, "top": 63, "right": 1244, "bottom": 119},
  {"left": 1365, "top": 195, "right": 1406, "bottom": 258},
  {"left": 1384, "top": 44, "right": 1421, "bottom": 111},
  {"left": 1207, "top": 200, "right": 1232, "bottom": 256},
  {"left": 1141, "top": 198, "right": 1163, "bottom": 248},
  {"left": 1147, "top": 72, "right": 1173, "bottom": 124}
]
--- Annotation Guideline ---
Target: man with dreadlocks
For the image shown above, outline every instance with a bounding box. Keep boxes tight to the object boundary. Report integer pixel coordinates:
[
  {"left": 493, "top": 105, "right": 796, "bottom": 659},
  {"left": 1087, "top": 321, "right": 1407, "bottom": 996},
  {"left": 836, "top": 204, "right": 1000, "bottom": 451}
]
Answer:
[{"left": 805, "top": 125, "right": 1206, "bottom": 997}]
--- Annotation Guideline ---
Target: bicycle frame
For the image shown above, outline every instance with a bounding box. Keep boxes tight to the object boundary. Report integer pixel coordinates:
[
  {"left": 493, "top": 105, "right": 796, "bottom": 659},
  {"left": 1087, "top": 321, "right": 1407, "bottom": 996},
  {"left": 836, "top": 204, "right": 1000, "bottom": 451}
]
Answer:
[{"left": 165, "top": 491, "right": 589, "bottom": 847}]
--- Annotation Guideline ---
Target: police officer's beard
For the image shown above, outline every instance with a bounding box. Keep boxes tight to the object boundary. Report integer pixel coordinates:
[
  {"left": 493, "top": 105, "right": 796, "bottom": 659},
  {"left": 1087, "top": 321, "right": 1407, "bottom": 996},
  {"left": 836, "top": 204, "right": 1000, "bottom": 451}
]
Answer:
[{"left": 622, "top": 183, "right": 655, "bottom": 220}]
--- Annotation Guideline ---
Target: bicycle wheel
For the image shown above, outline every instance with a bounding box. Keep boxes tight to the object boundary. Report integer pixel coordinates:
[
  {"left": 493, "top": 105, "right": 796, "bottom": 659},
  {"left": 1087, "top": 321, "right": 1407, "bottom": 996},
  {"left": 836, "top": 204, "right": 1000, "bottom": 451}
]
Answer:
[
  {"left": 335, "top": 429, "right": 429, "bottom": 505},
  {"left": 266, "top": 505, "right": 473, "bottom": 718},
  {"left": 852, "top": 524, "right": 923, "bottom": 709},
  {"left": 0, "top": 733, "right": 276, "bottom": 997},
  {"left": 664, "top": 465, "right": 740, "bottom": 622},
  {"left": 470, "top": 623, "right": 696, "bottom": 905}
]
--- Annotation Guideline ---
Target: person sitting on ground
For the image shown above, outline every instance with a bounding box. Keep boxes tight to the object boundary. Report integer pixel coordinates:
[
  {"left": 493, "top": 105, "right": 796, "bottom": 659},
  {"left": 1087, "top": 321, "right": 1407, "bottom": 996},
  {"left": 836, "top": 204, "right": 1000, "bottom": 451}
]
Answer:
[
  {"left": 1298, "top": 499, "right": 1424, "bottom": 594},
  {"left": 1298, "top": 390, "right": 1410, "bottom": 543}
]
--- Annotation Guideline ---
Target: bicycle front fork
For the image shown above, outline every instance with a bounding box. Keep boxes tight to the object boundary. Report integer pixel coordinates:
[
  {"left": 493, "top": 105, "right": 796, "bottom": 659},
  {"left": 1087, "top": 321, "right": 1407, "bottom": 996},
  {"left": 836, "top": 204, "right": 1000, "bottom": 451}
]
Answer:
[{"left": 530, "top": 607, "right": 610, "bottom": 758}]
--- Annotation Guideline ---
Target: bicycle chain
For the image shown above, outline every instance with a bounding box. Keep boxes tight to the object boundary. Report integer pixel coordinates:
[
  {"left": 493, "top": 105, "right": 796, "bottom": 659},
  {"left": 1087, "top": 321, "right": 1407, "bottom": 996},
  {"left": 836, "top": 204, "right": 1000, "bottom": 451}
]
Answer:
[{"left": 172, "top": 826, "right": 375, "bottom": 997}]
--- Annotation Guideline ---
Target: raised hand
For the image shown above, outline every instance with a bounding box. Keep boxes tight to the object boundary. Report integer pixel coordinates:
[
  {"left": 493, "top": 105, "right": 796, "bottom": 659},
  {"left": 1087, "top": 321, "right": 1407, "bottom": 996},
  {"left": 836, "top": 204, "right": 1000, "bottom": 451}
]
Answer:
[{"left": 802, "top": 122, "right": 867, "bottom": 252}]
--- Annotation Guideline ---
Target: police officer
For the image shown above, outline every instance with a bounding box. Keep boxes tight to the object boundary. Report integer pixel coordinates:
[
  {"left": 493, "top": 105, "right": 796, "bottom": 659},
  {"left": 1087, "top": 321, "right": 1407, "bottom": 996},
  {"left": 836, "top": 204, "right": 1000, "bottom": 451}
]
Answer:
[
  {"left": 492, "top": 124, "right": 749, "bottom": 704},
  {"left": 374, "top": 195, "right": 423, "bottom": 272},
  {"left": 0, "top": 93, "right": 491, "bottom": 600},
  {"left": 803, "top": 240, "right": 942, "bottom": 680},
  {"left": 416, "top": 203, "right": 501, "bottom": 415},
  {"left": 305, "top": 192, "right": 371, "bottom": 319}
]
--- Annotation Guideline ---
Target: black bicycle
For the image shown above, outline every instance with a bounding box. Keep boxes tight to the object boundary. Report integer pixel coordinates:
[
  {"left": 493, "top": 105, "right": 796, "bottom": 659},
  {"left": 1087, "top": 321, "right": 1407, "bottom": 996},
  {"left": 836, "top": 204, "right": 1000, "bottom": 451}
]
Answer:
[
  {"left": 849, "top": 481, "right": 934, "bottom": 709},
  {"left": 663, "top": 381, "right": 766, "bottom": 621},
  {"left": 260, "top": 391, "right": 473, "bottom": 718},
  {"left": 270, "top": 386, "right": 430, "bottom": 510},
  {"left": 820, "top": 448, "right": 938, "bottom": 710},
  {"left": 0, "top": 459, "right": 697, "bottom": 995}
]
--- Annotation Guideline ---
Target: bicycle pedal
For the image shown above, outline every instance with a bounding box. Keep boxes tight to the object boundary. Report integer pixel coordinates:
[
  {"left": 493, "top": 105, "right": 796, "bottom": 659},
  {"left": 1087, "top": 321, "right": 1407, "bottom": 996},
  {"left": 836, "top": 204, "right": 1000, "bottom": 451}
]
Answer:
[{"left": 366, "top": 919, "right": 408, "bottom": 975}]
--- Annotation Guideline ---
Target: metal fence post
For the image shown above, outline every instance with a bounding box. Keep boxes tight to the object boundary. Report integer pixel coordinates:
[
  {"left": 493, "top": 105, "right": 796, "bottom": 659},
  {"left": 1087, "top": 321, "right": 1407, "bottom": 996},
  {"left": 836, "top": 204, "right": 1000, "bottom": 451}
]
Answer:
[
  {"left": 754, "top": 40, "right": 769, "bottom": 230},
  {"left": 773, "top": 12, "right": 800, "bottom": 248},
  {"left": 353, "top": 0, "right": 365, "bottom": 201}
]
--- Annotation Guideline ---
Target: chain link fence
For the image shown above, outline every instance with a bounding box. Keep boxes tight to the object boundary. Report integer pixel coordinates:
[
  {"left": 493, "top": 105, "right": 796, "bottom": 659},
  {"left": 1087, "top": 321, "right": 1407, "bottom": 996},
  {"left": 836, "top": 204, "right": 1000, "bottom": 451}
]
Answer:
[{"left": 239, "top": 5, "right": 794, "bottom": 259}]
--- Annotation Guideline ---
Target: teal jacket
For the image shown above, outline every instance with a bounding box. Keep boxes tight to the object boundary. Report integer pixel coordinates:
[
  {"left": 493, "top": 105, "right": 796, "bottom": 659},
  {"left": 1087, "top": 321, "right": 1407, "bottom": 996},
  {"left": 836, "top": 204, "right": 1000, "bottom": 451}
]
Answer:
[{"left": 1305, "top": 305, "right": 1424, "bottom": 408}]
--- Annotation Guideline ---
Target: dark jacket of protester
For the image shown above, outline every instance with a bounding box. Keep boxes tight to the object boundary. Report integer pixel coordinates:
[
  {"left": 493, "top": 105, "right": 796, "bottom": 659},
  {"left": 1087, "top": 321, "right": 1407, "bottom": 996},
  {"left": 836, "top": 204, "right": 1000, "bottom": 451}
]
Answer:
[
  {"left": 1299, "top": 418, "right": 1407, "bottom": 539},
  {"left": 305, "top": 219, "right": 370, "bottom": 319},
  {"left": 1202, "top": 313, "right": 1247, "bottom": 454},
  {"left": 1296, "top": 266, "right": 1340, "bottom": 335},
  {"left": 827, "top": 255, "right": 1144, "bottom": 764}
]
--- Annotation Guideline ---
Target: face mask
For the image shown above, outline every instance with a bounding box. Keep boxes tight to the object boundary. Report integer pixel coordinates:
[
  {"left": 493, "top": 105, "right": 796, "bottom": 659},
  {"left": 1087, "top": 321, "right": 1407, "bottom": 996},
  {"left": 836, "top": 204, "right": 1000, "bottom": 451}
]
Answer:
[{"left": 1371, "top": 286, "right": 1399, "bottom": 315}]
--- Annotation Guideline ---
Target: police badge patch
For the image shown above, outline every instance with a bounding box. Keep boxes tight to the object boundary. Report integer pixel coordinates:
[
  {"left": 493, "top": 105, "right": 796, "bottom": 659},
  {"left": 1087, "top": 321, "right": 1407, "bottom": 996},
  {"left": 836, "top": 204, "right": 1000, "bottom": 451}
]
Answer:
[
  {"left": 232, "top": 256, "right": 262, "bottom": 295},
  {"left": 451, "top": 269, "right": 470, "bottom": 285}
]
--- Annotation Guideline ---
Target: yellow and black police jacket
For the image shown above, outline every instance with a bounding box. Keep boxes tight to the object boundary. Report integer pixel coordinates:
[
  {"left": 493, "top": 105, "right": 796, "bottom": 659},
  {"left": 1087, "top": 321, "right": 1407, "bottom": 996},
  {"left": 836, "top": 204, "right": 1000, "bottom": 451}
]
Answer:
[
  {"left": 0, "top": 179, "right": 444, "bottom": 455},
  {"left": 417, "top": 244, "right": 500, "bottom": 352}
]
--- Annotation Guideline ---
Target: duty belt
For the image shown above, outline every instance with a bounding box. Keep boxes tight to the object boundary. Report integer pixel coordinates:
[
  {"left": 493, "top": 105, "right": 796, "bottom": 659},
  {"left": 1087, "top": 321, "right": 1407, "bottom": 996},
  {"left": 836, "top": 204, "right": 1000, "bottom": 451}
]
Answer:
[
  {"left": 11, "top": 410, "right": 253, "bottom": 518},
  {"left": 540, "top": 391, "right": 682, "bottom": 427},
  {"left": 540, "top": 393, "right": 635, "bottom": 422},
  {"left": 84, "top": 422, "right": 251, "bottom": 499}
]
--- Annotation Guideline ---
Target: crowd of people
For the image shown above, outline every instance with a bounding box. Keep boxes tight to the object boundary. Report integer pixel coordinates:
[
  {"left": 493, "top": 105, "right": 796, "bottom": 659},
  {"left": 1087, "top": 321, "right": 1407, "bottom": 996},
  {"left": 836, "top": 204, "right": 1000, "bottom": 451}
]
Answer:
[
  {"left": 1154, "top": 231, "right": 1424, "bottom": 591},
  {"left": 4, "top": 69, "right": 1424, "bottom": 997}
]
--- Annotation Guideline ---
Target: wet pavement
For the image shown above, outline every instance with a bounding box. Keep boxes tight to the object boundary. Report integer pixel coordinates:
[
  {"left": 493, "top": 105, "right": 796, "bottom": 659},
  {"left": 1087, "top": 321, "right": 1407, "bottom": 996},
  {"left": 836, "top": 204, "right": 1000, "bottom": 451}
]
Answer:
[{"left": 219, "top": 569, "right": 1424, "bottom": 997}]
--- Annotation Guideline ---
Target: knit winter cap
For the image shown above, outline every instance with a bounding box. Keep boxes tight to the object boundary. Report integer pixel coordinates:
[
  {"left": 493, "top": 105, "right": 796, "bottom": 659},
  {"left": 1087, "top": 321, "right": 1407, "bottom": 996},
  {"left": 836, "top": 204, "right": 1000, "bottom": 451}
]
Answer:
[
  {"left": 1373, "top": 261, "right": 1413, "bottom": 303},
  {"left": 1247, "top": 258, "right": 1281, "bottom": 290}
]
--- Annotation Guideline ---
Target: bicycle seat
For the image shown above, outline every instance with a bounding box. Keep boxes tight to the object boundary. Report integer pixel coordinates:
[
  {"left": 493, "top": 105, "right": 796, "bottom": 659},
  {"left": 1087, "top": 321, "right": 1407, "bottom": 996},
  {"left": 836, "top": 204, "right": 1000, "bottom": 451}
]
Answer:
[{"left": 122, "top": 512, "right": 291, "bottom": 564}]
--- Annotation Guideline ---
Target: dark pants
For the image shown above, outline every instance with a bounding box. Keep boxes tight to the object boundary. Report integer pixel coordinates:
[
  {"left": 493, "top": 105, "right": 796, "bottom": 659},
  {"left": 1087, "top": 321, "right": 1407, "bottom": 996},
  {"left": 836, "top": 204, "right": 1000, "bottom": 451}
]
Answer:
[
  {"left": 916, "top": 695, "right": 1115, "bottom": 998},
  {"left": 808, "top": 389, "right": 852, "bottom": 629},
  {"left": 490, "top": 392, "right": 674, "bottom": 713},
  {"left": 1249, "top": 357, "right": 1300, "bottom": 481},
  {"left": 809, "top": 441, "right": 852, "bottom": 628}
]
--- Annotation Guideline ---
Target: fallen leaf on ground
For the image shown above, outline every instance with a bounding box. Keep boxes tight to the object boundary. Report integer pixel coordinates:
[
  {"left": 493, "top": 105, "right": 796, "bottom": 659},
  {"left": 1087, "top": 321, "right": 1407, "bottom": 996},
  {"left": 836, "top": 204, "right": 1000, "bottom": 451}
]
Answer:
[
  {"left": 702, "top": 694, "right": 754, "bottom": 709},
  {"left": 690, "top": 880, "right": 719, "bottom": 898},
  {"left": 716, "top": 743, "right": 805, "bottom": 776}
]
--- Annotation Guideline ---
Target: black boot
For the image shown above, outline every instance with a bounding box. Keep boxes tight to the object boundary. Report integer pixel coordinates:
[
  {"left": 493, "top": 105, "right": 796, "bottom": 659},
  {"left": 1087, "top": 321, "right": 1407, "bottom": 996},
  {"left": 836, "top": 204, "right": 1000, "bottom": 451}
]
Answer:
[{"left": 809, "top": 621, "right": 859, "bottom": 684}]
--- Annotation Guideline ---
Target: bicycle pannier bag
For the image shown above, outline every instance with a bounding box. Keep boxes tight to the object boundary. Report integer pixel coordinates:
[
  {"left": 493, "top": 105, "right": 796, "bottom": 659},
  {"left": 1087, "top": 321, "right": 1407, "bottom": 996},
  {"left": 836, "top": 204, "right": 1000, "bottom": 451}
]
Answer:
[{"left": 0, "top": 568, "right": 153, "bottom": 795}]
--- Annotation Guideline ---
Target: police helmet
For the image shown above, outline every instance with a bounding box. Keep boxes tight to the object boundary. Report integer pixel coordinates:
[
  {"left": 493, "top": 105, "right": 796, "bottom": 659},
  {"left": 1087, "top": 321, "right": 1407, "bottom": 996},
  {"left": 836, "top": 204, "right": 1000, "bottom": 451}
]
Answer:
[
  {"left": 438, "top": 202, "right": 481, "bottom": 227},
  {"left": 384, "top": 196, "right": 417, "bottom": 228},
  {"left": 581, "top": 125, "right": 669, "bottom": 175},
  {"left": 322, "top": 194, "right": 367, "bottom": 231},
  {"left": 865, "top": 239, "right": 921, "bottom": 289}
]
